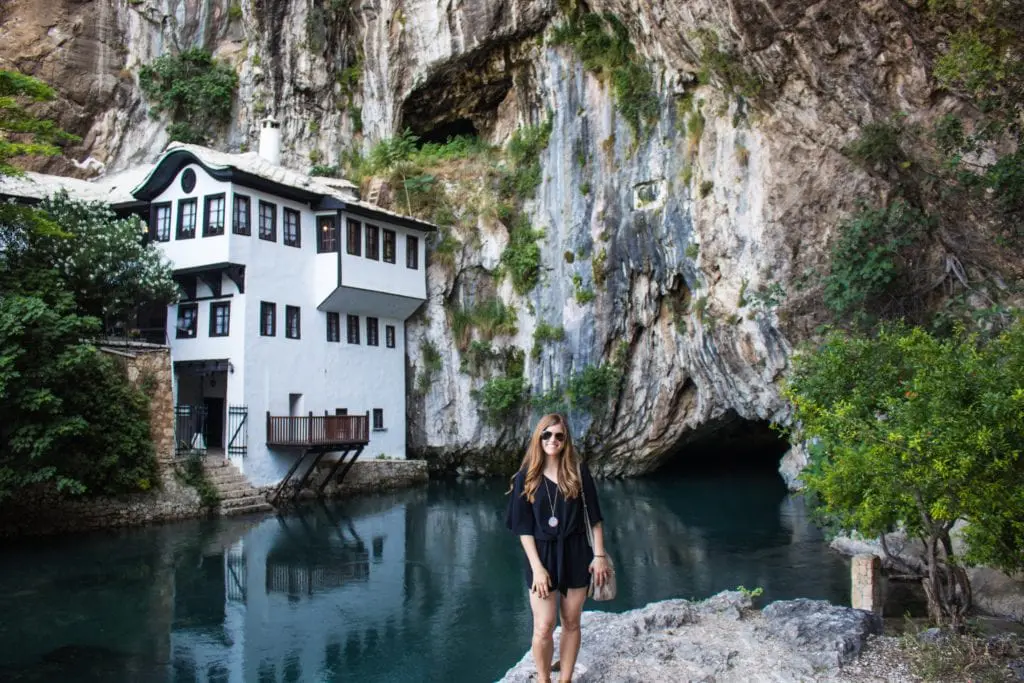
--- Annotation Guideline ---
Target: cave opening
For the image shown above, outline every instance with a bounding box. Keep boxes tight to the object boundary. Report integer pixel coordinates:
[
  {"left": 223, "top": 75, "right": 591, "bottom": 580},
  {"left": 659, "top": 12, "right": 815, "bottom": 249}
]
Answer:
[
  {"left": 415, "top": 118, "right": 479, "bottom": 145},
  {"left": 657, "top": 412, "right": 790, "bottom": 477}
]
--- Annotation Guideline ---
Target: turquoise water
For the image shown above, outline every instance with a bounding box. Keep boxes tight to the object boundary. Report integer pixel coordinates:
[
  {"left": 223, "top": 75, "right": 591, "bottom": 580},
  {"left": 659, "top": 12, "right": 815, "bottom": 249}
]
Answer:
[{"left": 0, "top": 472, "right": 850, "bottom": 682}]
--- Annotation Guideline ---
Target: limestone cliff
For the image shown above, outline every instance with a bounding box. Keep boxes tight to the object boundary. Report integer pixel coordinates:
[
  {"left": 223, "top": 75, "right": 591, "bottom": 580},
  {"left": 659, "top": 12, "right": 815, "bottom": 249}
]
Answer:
[{"left": 0, "top": 0, "right": 1005, "bottom": 474}]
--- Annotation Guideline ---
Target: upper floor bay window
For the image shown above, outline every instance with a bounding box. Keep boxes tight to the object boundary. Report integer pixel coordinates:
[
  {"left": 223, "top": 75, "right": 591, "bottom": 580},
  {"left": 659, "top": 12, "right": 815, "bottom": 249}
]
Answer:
[
  {"left": 176, "top": 303, "right": 198, "bottom": 339},
  {"left": 383, "top": 228, "right": 396, "bottom": 263},
  {"left": 385, "top": 324, "right": 396, "bottom": 348},
  {"left": 204, "top": 194, "right": 226, "bottom": 236},
  {"left": 347, "top": 219, "right": 361, "bottom": 256},
  {"left": 406, "top": 235, "right": 419, "bottom": 269},
  {"left": 150, "top": 202, "right": 171, "bottom": 242},
  {"left": 366, "top": 224, "right": 380, "bottom": 260},
  {"left": 260, "top": 301, "right": 276, "bottom": 336},
  {"left": 317, "top": 215, "right": 338, "bottom": 253},
  {"left": 177, "top": 198, "right": 197, "bottom": 239},
  {"left": 286, "top": 305, "right": 301, "bottom": 339},
  {"left": 233, "top": 194, "right": 251, "bottom": 235},
  {"left": 283, "top": 208, "right": 301, "bottom": 248},
  {"left": 259, "top": 200, "right": 277, "bottom": 242},
  {"left": 209, "top": 301, "right": 230, "bottom": 337},
  {"left": 367, "top": 317, "right": 379, "bottom": 346},
  {"left": 346, "top": 314, "right": 359, "bottom": 344},
  {"left": 326, "top": 312, "right": 340, "bottom": 342}
]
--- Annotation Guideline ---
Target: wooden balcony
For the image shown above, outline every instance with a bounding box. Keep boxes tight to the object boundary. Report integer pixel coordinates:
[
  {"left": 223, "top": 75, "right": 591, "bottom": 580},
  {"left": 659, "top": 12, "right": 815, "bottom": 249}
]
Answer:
[{"left": 266, "top": 412, "right": 369, "bottom": 448}]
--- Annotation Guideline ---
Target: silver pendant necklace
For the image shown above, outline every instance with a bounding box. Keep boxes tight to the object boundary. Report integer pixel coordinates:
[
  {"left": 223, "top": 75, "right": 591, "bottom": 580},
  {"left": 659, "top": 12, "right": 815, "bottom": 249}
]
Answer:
[{"left": 544, "top": 477, "right": 559, "bottom": 528}]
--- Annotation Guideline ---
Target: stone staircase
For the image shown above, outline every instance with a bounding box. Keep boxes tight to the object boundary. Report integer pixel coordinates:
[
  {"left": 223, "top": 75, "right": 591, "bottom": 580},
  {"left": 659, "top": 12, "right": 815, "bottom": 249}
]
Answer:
[{"left": 202, "top": 457, "right": 274, "bottom": 517}]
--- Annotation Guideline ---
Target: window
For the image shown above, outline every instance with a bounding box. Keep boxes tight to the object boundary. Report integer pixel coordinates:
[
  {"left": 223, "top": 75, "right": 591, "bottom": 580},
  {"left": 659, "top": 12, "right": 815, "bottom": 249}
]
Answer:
[
  {"left": 365, "top": 224, "right": 380, "bottom": 260},
  {"left": 150, "top": 202, "right": 171, "bottom": 242},
  {"left": 177, "top": 198, "right": 197, "bottom": 239},
  {"left": 285, "top": 305, "right": 301, "bottom": 339},
  {"left": 175, "top": 303, "right": 198, "bottom": 339},
  {"left": 367, "top": 317, "right": 379, "bottom": 346},
  {"left": 283, "top": 208, "right": 301, "bottom": 247},
  {"left": 346, "top": 314, "right": 360, "bottom": 344},
  {"left": 406, "top": 235, "right": 419, "bottom": 269},
  {"left": 259, "top": 200, "right": 277, "bottom": 241},
  {"left": 383, "top": 229, "right": 396, "bottom": 263},
  {"left": 233, "top": 194, "right": 251, "bottom": 235},
  {"left": 385, "top": 324, "right": 396, "bottom": 348},
  {"left": 335, "top": 408, "right": 348, "bottom": 416},
  {"left": 260, "top": 301, "right": 276, "bottom": 336},
  {"left": 346, "top": 219, "right": 361, "bottom": 256},
  {"left": 203, "top": 194, "right": 226, "bottom": 236},
  {"left": 317, "top": 215, "right": 338, "bottom": 253},
  {"left": 372, "top": 408, "right": 384, "bottom": 430},
  {"left": 180, "top": 168, "right": 197, "bottom": 193},
  {"left": 326, "top": 312, "right": 340, "bottom": 342},
  {"left": 209, "top": 301, "right": 230, "bottom": 337}
]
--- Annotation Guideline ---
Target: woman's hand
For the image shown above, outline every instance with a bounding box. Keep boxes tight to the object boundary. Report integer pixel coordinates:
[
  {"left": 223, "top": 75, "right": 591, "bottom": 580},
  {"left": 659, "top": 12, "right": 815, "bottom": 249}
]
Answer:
[
  {"left": 589, "top": 555, "right": 611, "bottom": 587},
  {"left": 531, "top": 565, "right": 552, "bottom": 599}
]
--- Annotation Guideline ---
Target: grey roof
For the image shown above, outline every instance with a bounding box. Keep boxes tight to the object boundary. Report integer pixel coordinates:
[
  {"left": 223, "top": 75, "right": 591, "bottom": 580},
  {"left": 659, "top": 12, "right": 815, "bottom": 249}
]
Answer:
[{"left": 0, "top": 170, "right": 144, "bottom": 205}]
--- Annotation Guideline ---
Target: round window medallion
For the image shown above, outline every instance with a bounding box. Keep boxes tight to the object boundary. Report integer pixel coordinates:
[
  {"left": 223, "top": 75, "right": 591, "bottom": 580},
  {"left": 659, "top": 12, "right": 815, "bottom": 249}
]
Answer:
[{"left": 180, "top": 168, "right": 197, "bottom": 193}]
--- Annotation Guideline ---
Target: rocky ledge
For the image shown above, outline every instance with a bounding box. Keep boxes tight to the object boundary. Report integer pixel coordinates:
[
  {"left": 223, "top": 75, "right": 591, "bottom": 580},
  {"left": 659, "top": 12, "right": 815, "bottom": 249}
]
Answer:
[{"left": 500, "top": 591, "right": 890, "bottom": 682}]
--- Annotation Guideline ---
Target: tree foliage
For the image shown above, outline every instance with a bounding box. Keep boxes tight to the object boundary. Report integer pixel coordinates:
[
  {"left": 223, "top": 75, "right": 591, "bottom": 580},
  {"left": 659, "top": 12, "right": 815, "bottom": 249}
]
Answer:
[
  {"left": 783, "top": 323, "right": 1024, "bottom": 628},
  {"left": 138, "top": 48, "right": 239, "bottom": 144},
  {"left": 0, "top": 70, "right": 79, "bottom": 175}
]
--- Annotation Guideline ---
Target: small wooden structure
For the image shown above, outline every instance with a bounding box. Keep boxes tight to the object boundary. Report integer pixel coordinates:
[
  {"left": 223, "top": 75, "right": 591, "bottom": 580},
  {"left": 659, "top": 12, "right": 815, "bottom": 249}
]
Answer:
[{"left": 267, "top": 412, "right": 369, "bottom": 505}]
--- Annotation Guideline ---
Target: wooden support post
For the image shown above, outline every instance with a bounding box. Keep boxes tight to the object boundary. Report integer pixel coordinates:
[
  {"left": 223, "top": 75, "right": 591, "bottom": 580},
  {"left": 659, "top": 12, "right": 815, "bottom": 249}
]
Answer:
[
  {"left": 270, "top": 448, "right": 310, "bottom": 506},
  {"left": 317, "top": 449, "right": 351, "bottom": 497},
  {"left": 333, "top": 445, "right": 364, "bottom": 492},
  {"left": 290, "top": 449, "right": 327, "bottom": 502}
]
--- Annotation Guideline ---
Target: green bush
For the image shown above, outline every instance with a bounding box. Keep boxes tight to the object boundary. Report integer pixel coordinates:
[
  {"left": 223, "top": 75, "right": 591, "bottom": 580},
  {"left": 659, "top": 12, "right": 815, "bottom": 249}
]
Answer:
[
  {"left": 417, "top": 339, "right": 443, "bottom": 393},
  {"left": 503, "top": 120, "right": 553, "bottom": 199},
  {"left": 501, "top": 215, "right": 544, "bottom": 295},
  {"left": 177, "top": 454, "right": 219, "bottom": 508},
  {"left": 475, "top": 376, "right": 529, "bottom": 425},
  {"left": 694, "top": 29, "right": 763, "bottom": 99},
  {"left": 138, "top": 49, "right": 238, "bottom": 144},
  {"left": 531, "top": 322, "right": 566, "bottom": 359}
]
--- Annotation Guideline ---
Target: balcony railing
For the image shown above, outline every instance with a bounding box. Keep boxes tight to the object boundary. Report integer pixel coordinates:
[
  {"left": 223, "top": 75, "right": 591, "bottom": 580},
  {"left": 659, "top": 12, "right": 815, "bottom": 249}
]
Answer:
[{"left": 266, "top": 413, "right": 369, "bottom": 447}]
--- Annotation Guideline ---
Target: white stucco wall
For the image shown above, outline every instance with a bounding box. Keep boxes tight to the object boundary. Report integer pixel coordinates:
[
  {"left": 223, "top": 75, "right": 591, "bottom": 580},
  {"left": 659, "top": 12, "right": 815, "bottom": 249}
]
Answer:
[{"left": 154, "top": 167, "right": 422, "bottom": 487}]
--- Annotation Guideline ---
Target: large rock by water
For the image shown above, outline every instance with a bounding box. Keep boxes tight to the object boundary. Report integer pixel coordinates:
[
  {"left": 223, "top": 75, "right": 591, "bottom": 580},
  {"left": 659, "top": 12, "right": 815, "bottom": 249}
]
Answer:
[{"left": 499, "top": 591, "right": 883, "bottom": 682}]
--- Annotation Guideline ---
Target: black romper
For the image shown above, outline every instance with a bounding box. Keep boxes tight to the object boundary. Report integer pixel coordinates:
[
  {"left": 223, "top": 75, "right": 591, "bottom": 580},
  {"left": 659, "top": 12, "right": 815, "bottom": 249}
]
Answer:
[{"left": 505, "top": 462, "right": 604, "bottom": 595}]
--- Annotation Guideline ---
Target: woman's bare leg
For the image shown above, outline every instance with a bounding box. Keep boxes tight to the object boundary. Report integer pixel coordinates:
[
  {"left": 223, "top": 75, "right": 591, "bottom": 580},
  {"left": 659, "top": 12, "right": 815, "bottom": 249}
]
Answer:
[
  {"left": 556, "top": 588, "right": 588, "bottom": 682},
  {"left": 529, "top": 589, "right": 558, "bottom": 682}
]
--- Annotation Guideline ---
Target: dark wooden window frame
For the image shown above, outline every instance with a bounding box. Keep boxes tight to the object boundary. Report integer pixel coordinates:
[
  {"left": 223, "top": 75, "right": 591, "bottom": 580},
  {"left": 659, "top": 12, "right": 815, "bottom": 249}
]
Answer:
[
  {"left": 150, "top": 201, "right": 172, "bottom": 242},
  {"left": 367, "top": 316, "right": 379, "bottom": 346},
  {"left": 209, "top": 301, "right": 231, "bottom": 337},
  {"left": 326, "top": 311, "right": 340, "bottom": 342},
  {"left": 283, "top": 207, "right": 301, "bottom": 248},
  {"left": 406, "top": 234, "right": 419, "bottom": 269},
  {"left": 233, "top": 194, "right": 251, "bottom": 235},
  {"left": 346, "top": 314, "right": 360, "bottom": 344},
  {"left": 382, "top": 229, "right": 396, "bottom": 264},
  {"left": 317, "top": 215, "right": 338, "bottom": 253},
  {"left": 372, "top": 408, "right": 385, "bottom": 430},
  {"left": 203, "top": 193, "right": 226, "bottom": 237},
  {"left": 177, "top": 198, "right": 198, "bottom": 240},
  {"left": 260, "top": 301, "right": 276, "bottom": 337},
  {"left": 365, "top": 224, "right": 380, "bottom": 260},
  {"left": 285, "top": 305, "right": 301, "bottom": 339},
  {"left": 176, "top": 303, "right": 198, "bottom": 339},
  {"left": 259, "top": 200, "right": 277, "bottom": 242},
  {"left": 346, "top": 219, "right": 362, "bottom": 256},
  {"left": 385, "top": 324, "right": 396, "bottom": 349}
]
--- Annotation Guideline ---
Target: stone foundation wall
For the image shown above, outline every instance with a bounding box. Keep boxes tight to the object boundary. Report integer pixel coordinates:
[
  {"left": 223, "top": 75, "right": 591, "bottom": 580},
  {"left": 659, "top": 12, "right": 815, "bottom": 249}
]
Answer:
[{"left": 261, "top": 459, "right": 430, "bottom": 503}]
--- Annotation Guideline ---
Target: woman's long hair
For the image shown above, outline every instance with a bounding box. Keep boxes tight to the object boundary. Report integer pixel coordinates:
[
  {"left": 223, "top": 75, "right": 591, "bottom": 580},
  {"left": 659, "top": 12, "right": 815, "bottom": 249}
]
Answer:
[{"left": 511, "top": 413, "right": 582, "bottom": 502}]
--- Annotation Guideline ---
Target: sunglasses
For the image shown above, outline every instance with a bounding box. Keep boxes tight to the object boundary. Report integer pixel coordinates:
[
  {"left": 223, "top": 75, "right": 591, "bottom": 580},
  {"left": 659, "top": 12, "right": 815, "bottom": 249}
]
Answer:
[{"left": 541, "top": 430, "right": 566, "bottom": 443}]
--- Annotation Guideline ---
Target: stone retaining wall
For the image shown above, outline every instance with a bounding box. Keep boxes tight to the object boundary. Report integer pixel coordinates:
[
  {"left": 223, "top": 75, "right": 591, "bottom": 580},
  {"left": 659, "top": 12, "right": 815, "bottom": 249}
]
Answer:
[{"left": 260, "top": 459, "right": 429, "bottom": 503}]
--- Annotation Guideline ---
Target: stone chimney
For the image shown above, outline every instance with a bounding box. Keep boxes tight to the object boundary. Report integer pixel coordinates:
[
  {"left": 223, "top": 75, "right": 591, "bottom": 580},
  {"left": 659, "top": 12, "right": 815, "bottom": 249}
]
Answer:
[{"left": 258, "top": 118, "right": 281, "bottom": 165}]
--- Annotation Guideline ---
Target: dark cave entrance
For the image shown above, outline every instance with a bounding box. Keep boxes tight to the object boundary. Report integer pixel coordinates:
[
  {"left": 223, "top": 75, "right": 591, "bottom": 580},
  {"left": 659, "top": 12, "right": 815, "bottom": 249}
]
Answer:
[
  {"left": 415, "top": 118, "right": 479, "bottom": 145},
  {"left": 657, "top": 412, "right": 791, "bottom": 477}
]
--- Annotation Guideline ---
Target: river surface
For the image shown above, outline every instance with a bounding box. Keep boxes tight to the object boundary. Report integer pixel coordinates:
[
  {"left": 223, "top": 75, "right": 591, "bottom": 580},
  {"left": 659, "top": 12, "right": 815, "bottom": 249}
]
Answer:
[{"left": 0, "top": 472, "right": 850, "bottom": 682}]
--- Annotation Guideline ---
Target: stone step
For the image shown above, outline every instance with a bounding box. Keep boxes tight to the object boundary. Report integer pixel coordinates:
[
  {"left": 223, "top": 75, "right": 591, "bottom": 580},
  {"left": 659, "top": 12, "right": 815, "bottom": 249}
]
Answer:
[
  {"left": 207, "top": 472, "right": 249, "bottom": 485},
  {"left": 221, "top": 502, "right": 274, "bottom": 517},
  {"left": 218, "top": 486, "right": 260, "bottom": 501},
  {"left": 221, "top": 494, "right": 268, "bottom": 510}
]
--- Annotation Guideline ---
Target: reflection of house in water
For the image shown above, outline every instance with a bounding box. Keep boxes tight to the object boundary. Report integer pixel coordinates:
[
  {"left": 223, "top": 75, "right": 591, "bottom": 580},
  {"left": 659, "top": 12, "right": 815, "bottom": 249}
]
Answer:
[{"left": 265, "top": 507, "right": 371, "bottom": 597}]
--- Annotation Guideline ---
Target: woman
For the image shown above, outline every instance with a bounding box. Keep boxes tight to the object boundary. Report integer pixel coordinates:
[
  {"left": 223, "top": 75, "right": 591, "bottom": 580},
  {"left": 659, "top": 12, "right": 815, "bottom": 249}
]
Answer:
[{"left": 506, "top": 413, "right": 612, "bottom": 683}]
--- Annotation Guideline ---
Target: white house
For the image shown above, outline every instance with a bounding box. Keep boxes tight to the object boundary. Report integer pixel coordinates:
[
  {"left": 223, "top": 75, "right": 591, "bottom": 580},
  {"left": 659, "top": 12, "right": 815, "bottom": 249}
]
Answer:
[{"left": 1, "top": 122, "right": 435, "bottom": 489}]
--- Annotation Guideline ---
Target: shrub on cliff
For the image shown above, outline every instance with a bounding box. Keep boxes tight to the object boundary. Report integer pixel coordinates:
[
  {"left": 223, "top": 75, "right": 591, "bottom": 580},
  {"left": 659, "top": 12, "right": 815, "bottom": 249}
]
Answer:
[
  {"left": 783, "top": 322, "right": 1024, "bottom": 630},
  {"left": 139, "top": 48, "right": 239, "bottom": 145}
]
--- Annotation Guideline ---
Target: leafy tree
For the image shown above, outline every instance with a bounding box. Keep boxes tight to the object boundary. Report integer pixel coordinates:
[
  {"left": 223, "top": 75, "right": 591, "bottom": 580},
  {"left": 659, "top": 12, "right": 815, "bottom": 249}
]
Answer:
[
  {"left": 0, "top": 70, "right": 79, "bottom": 175},
  {"left": 783, "top": 323, "right": 1024, "bottom": 629},
  {"left": 138, "top": 48, "right": 239, "bottom": 144}
]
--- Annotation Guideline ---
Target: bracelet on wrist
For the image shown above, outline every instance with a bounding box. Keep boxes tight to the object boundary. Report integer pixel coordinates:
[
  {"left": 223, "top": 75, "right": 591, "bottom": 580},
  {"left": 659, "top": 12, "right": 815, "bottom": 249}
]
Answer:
[{"left": 593, "top": 554, "right": 605, "bottom": 557}]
